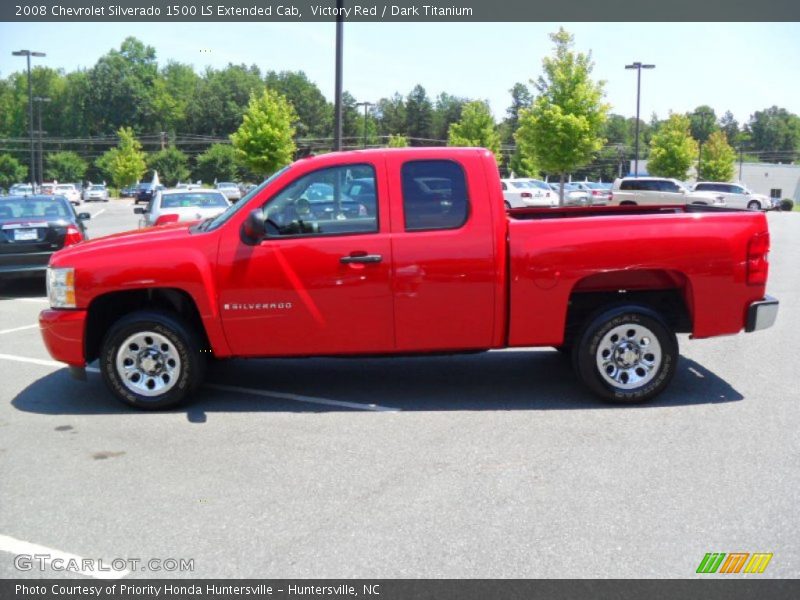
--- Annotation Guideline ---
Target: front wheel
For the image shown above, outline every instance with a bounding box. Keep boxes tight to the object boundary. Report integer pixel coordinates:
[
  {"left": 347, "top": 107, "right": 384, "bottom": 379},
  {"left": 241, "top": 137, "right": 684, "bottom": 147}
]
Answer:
[
  {"left": 100, "top": 310, "right": 206, "bottom": 410},
  {"left": 747, "top": 200, "right": 761, "bottom": 210},
  {"left": 573, "top": 305, "right": 677, "bottom": 403}
]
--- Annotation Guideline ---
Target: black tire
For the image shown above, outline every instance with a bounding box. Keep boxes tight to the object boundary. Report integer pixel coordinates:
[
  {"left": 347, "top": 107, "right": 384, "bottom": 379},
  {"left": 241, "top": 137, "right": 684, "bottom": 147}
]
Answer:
[
  {"left": 572, "top": 305, "right": 677, "bottom": 403},
  {"left": 619, "top": 201, "right": 637, "bottom": 206},
  {"left": 747, "top": 200, "right": 761, "bottom": 210},
  {"left": 100, "top": 310, "right": 206, "bottom": 410}
]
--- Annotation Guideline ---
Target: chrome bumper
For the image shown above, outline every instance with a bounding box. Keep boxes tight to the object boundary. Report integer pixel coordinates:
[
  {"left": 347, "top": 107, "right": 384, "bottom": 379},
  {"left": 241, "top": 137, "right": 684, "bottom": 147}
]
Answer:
[{"left": 746, "top": 295, "right": 779, "bottom": 332}]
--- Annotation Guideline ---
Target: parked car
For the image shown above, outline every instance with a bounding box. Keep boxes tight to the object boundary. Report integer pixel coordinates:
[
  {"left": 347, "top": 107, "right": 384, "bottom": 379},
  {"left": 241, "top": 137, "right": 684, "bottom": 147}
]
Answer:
[
  {"left": 344, "top": 177, "right": 378, "bottom": 216},
  {"left": 39, "top": 183, "right": 56, "bottom": 196},
  {"left": 548, "top": 182, "right": 590, "bottom": 206},
  {"left": 54, "top": 183, "right": 81, "bottom": 206},
  {"left": 39, "top": 148, "right": 777, "bottom": 410},
  {"left": 216, "top": 182, "right": 242, "bottom": 202},
  {"left": 691, "top": 182, "right": 775, "bottom": 210},
  {"left": 610, "top": 177, "right": 726, "bottom": 207},
  {"left": 120, "top": 185, "right": 138, "bottom": 198},
  {"left": 82, "top": 184, "right": 109, "bottom": 203},
  {"left": 572, "top": 182, "right": 612, "bottom": 205},
  {"left": 501, "top": 178, "right": 556, "bottom": 208},
  {"left": 0, "top": 194, "right": 90, "bottom": 279},
  {"left": 9, "top": 184, "right": 33, "bottom": 196},
  {"left": 134, "top": 188, "right": 231, "bottom": 227},
  {"left": 135, "top": 183, "right": 163, "bottom": 205}
]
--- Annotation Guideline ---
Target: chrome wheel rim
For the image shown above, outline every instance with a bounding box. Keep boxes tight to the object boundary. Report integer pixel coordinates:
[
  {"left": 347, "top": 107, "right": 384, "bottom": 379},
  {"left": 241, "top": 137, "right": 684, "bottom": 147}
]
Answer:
[
  {"left": 115, "top": 331, "right": 181, "bottom": 397},
  {"left": 596, "top": 323, "right": 662, "bottom": 390}
]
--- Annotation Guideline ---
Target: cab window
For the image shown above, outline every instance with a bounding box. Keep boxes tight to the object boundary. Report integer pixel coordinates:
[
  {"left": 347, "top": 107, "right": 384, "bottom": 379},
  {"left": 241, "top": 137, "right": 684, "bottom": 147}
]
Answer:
[
  {"left": 261, "top": 164, "right": 377, "bottom": 237},
  {"left": 401, "top": 160, "right": 469, "bottom": 231}
]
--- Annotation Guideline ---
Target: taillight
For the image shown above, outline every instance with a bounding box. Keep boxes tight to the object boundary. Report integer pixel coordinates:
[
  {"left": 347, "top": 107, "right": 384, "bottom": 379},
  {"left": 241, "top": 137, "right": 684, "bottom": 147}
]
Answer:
[
  {"left": 521, "top": 192, "right": 532, "bottom": 198},
  {"left": 746, "top": 232, "right": 770, "bottom": 286},
  {"left": 592, "top": 190, "right": 601, "bottom": 196},
  {"left": 155, "top": 214, "right": 180, "bottom": 226},
  {"left": 64, "top": 225, "right": 83, "bottom": 247}
]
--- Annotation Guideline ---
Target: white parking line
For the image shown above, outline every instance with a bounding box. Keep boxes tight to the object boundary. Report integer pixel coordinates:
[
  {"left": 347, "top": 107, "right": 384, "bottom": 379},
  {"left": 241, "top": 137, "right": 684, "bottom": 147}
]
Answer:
[
  {"left": 0, "top": 355, "right": 399, "bottom": 412},
  {"left": 0, "top": 533, "right": 130, "bottom": 579},
  {"left": 0, "top": 324, "right": 39, "bottom": 335},
  {"left": 207, "top": 383, "right": 399, "bottom": 412},
  {"left": 90, "top": 209, "right": 106, "bottom": 218}
]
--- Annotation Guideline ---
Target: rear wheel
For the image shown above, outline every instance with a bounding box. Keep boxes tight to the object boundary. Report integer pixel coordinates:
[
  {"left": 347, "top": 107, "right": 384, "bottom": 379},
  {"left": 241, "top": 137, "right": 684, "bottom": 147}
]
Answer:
[
  {"left": 573, "top": 305, "right": 677, "bottom": 403},
  {"left": 100, "top": 310, "right": 206, "bottom": 410}
]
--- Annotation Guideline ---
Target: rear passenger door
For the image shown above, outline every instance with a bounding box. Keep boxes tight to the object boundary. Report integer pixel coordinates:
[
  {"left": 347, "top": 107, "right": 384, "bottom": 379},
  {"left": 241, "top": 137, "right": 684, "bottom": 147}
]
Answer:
[{"left": 386, "top": 156, "right": 497, "bottom": 351}]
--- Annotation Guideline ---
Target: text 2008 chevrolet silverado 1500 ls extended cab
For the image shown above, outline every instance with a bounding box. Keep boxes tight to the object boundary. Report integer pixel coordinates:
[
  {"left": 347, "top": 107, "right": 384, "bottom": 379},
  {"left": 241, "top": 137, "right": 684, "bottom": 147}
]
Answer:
[{"left": 39, "top": 148, "right": 779, "bottom": 409}]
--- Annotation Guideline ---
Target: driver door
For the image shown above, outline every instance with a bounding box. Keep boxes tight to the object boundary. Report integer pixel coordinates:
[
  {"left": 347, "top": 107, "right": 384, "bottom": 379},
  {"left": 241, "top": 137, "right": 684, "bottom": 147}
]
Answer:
[{"left": 216, "top": 161, "right": 395, "bottom": 357}]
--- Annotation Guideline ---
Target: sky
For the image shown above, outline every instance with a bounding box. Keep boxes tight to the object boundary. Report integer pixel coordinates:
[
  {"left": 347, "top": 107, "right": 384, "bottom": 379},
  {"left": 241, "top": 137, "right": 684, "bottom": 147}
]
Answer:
[{"left": 1, "top": 21, "right": 798, "bottom": 128}]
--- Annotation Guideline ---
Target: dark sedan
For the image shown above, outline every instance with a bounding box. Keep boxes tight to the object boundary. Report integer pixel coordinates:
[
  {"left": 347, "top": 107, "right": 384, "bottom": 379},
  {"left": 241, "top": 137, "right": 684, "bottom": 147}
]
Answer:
[
  {"left": 0, "top": 195, "right": 90, "bottom": 279},
  {"left": 135, "top": 183, "right": 164, "bottom": 205}
]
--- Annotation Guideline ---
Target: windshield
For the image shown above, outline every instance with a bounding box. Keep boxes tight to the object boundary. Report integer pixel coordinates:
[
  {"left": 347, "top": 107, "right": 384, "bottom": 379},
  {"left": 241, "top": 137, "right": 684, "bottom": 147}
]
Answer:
[
  {"left": 0, "top": 199, "right": 70, "bottom": 220},
  {"left": 203, "top": 167, "right": 290, "bottom": 232},
  {"left": 161, "top": 192, "right": 228, "bottom": 209},
  {"left": 91, "top": 185, "right": 105, "bottom": 191}
]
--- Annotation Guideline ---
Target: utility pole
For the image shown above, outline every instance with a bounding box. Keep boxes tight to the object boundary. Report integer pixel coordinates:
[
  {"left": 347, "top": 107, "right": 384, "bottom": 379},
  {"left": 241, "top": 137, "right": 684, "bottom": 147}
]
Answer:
[
  {"left": 356, "top": 101, "right": 374, "bottom": 149},
  {"left": 12, "top": 49, "right": 46, "bottom": 188},
  {"left": 333, "top": 0, "right": 344, "bottom": 151},
  {"left": 160, "top": 131, "right": 167, "bottom": 150},
  {"left": 33, "top": 97, "right": 50, "bottom": 185},
  {"left": 625, "top": 62, "right": 655, "bottom": 178}
]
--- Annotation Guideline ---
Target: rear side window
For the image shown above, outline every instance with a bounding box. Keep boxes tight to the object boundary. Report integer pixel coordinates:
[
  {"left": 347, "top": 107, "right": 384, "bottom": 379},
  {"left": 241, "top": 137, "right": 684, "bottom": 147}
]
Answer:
[
  {"left": 401, "top": 160, "right": 469, "bottom": 231},
  {"left": 658, "top": 180, "right": 681, "bottom": 192},
  {"left": 620, "top": 180, "right": 643, "bottom": 191}
]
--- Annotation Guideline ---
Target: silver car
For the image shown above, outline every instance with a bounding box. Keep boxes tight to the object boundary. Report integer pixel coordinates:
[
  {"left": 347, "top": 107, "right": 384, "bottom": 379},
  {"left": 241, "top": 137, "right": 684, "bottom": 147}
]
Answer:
[
  {"left": 215, "top": 182, "right": 242, "bottom": 202},
  {"left": 83, "top": 184, "right": 109, "bottom": 202},
  {"left": 134, "top": 188, "right": 230, "bottom": 227}
]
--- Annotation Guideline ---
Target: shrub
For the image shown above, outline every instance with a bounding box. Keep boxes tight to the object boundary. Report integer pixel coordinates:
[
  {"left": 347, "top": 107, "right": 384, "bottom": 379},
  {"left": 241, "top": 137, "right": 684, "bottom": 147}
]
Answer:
[{"left": 779, "top": 198, "right": 794, "bottom": 211}]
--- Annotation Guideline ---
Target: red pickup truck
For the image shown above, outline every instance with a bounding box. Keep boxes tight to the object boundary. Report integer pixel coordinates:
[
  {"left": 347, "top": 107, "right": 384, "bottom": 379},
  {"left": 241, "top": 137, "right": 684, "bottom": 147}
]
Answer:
[{"left": 39, "top": 148, "right": 778, "bottom": 409}]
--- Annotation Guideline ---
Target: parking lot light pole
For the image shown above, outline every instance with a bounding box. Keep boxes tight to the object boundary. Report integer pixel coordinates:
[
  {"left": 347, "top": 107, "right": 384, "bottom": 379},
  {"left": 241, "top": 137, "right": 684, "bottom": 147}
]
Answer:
[
  {"left": 34, "top": 96, "right": 51, "bottom": 185},
  {"left": 333, "top": 0, "right": 344, "bottom": 151},
  {"left": 625, "top": 62, "right": 655, "bottom": 178},
  {"left": 12, "top": 49, "right": 46, "bottom": 188},
  {"left": 356, "top": 101, "right": 374, "bottom": 148}
]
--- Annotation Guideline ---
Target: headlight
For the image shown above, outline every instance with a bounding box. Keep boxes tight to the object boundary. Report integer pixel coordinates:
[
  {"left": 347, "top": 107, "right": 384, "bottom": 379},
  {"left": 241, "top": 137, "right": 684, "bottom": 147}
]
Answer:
[{"left": 47, "top": 267, "right": 76, "bottom": 308}]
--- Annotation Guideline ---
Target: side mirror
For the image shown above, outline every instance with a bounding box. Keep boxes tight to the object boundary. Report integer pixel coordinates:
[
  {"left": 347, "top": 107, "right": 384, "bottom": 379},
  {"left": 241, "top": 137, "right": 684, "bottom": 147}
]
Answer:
[
  {"left": 133, "top": 207, "right": 146, "bottom": 214},
  {"left": 241, "top": 208, "right": 267, "bottom": 245},
  {"left": 77, "top": 212, "right": 91, "bottom": 220}
]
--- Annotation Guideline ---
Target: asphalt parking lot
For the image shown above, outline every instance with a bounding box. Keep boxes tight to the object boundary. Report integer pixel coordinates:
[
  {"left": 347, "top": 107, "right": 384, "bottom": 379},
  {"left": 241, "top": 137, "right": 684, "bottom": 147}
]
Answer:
[{"left": 0, "top": 202, "right": 798, "bottom": 579}]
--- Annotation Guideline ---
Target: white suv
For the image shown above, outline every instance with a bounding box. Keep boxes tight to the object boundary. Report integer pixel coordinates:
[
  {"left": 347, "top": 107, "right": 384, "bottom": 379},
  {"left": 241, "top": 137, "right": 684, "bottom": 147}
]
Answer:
[
  {"left": 691, "top": 182, "right": 774, "bottom": 210},
  {"left": 611, "top": 177, "right": 725, "bottom": 207}
]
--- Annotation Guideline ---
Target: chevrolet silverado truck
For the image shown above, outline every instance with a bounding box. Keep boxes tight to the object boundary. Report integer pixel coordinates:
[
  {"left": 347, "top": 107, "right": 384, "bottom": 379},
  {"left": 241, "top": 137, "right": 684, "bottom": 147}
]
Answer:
[{"left": 39, "top": 148, "right": 779, "bottom": 409}]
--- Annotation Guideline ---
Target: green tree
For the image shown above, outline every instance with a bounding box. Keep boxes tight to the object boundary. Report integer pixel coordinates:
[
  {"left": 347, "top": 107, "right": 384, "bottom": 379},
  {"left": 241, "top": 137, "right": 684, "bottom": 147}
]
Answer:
[
  {"left": 45, "top": 151, "right": 88, "bottom": 182},
  {"left": 447, "top": 101, "right": 502, "bottom": 162},
  {"left": 194, "top": 143, "right": 240, "bottom": 183},
  {"left": 147, "top": 146, "right": 190, "bottom": 186},
  {"left": 699, "top": 130, "right": 736, "bottom": 182},
  {"left": 432, "top": 93, "right": 468, "bottom": 141},
  {"left": 405, "top": 85, "right": 433, "bottom": 144},
  {"left": 647, "top": 114, "right": 698, "bottom": 179},
  {"left": 375, "top": 93, "right": 406, "bottom": 137},
  {"left": 187, "top": 64, "right": 265, "bottom": 135},
  {"left": 265, "top": 70, "right": 332, "bottom": 138},
  {"left": 719, "top": 110, "right": 740, "bottom": 145},
  {"left": 95, "top": 126, "right": 147, "bottom": 187},
  {"left": 515, "top": 28, "right": 608, "bottom": 204},
  {"left": 0, "top": 154, "right": 27, "bottom": 189},
  {"left": 688, "top": 105, "right": 718, "bottom": 145},
  {"left": 230, "top": 88, "right": 297, "bottom": 177},
  {"left": 501, "top": 82, "right": 532, "bottom": 144},
  {"left": 746, "top": 106, "right": 800, "bottom": 162},
  {"left": 387, "top": 134, "right": 409, "bottom": 148}
]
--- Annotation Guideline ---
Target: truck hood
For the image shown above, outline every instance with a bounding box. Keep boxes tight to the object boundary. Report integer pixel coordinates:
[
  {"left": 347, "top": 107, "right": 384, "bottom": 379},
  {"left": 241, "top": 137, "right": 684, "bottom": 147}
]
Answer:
[{"left": 49, "top": 222, "right": 195, "bottom": 266}]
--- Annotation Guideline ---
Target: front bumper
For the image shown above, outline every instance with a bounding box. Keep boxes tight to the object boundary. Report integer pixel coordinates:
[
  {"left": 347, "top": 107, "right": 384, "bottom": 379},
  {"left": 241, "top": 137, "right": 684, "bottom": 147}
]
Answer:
[
  {"left": 745, "top": 295, "right": 779, "bottom": 332},
  {"left": 39, "top": 308, "right": 87, "bottom": 367}
]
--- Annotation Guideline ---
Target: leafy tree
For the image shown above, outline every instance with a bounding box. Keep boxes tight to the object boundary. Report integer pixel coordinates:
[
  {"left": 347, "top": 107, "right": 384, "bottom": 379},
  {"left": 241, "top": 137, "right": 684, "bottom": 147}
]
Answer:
[
  {"left": 501, "top": 82, "right": 532, "bottom": 144},
  {"left": 699, "top": 131, "right": 736, "bottom": 182},
  {"left": 147, "top": 146, "right": 190, "bottom": 186},
  {"left": 45, "top": 151, "right": 88, "bottom": 182},
  {"left": 688, "top": 105, "right": 718, "bottom": 144},
  {"left": 405, "top": 85, "right": 434, "bottom": 144},
  {"left": 433, "top": 93, "right": 468, "bottom": 141},
  {"left": 719, "top": 110, "right": 740, "bottom": 145},
  {"left": 647, "top": 114, "right": 698, "bottom": 179},
  {"left": 746, "top": 106, "right": 800, "bottom": 162},
  {"left": 387, "top": 134, "right": 409, "bottom": 148},
  {"left": 265, "top": 70, "right": 332, "bottom": 138},
  {"left": 230, "top": 88, "right": 296, "bottom": 177},
  {"left": 375, "top": 93, "right": 406, "bottom": 137},
  {"left": 95, "top": 126, "right": 147, "bottom": 187},
  {"left": 187, "top": 64, "right": 265, "bottom": 135},
  {"left": 194, "top": 143, "right": 240, "bottom": 183},
  {"left": 447, "top": 101, "right": 502, "bottom": 162},
  {"left": 515, "top": 28, "right": 608, "bottom": 204},
  {"left": 159, "top": 61, "right": 201, "bottom": 133},
  {"left": 0, "top": 154, "right": 27, "bottom": 189}
]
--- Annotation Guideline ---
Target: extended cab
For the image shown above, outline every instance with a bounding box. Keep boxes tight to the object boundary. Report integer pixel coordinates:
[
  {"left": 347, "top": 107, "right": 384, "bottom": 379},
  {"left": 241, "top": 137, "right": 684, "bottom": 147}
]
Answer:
[{"left": 39, "top": 148, "right": 779, "bottom": 409}]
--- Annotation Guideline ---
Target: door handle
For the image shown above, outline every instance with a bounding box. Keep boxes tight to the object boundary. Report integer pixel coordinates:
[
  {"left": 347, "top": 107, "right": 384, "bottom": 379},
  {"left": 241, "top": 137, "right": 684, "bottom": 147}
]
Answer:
[{"left": 340, "top": 253, "right": 382, "bottom": 264}]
